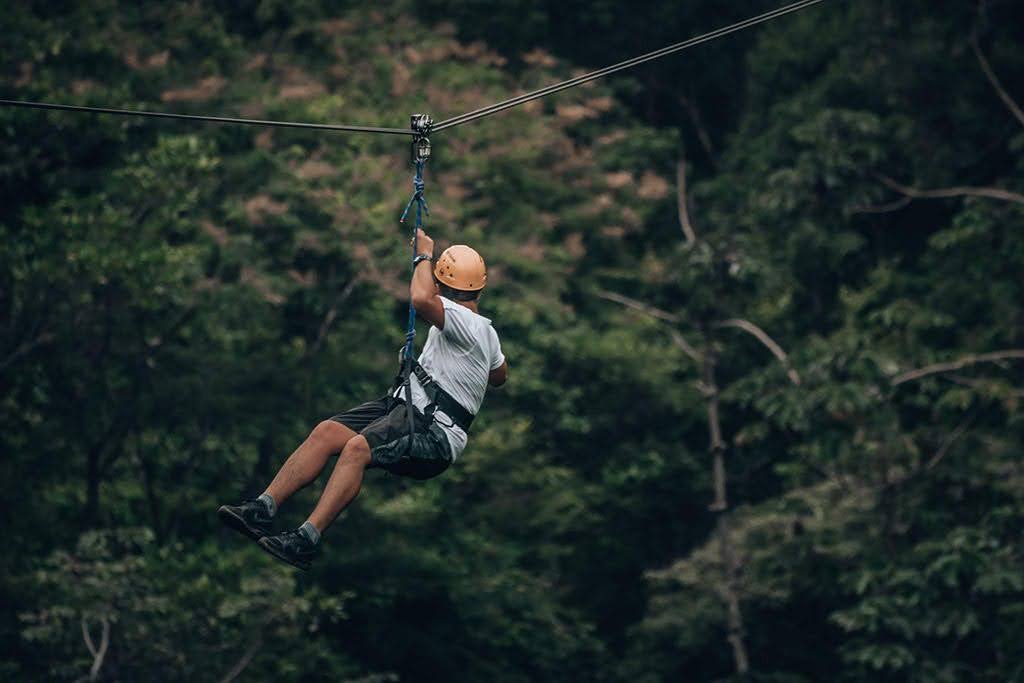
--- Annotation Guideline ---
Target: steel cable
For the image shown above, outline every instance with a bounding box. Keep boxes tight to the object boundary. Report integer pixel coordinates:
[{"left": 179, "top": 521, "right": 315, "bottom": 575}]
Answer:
[
  {"left": 0, "top": 99, "right": 413, "bottom": 135},
  {"left": 2, "top": 1, "right": 826, "bottom": 137},
  {"left": 434, "top": 0, "right": 826, "bottom": 132}
]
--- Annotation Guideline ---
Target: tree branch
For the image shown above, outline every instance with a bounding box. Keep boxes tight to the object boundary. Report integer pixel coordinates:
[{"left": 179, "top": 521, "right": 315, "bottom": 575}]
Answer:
[
  {"left": 878, "top": 175, "right": 1024, "bottom": 206},
  {"left": 943, "top": 373, "right": 1024, "bottom": 397},
  {"left": 81, "top": 617, "right": 110, "bottom": 682},
  {"left": 925, "top": 413, "right": 974, "bottom": 471},
  {"left": 677, "top": 95, "right": 717, "bottom": 168},
  {"left": 716, "top": 515, "right": 750, "bottom": 675},
  {"left": 667, "top": 329, "right": 703, "bottom": 365},
  {"left": 702, "top": 328, "right": 750, "bottom": 675},
  {"left": 81, "top": 619, "right": 96, "bottom": 658},
  {"left": 645, "top": 80, "right": 717, "bottom": 167},
  {"left": 143, "top": 306, "right": 197, "bottom": 356},
  {"left": 704, "top": 334, "right": 728, "bottom": 511},
  {"left": 714, "top": 318, "right": 801, "bottom": 385},
  {"left": 220, "top": 632, "right": 263, "bottom": 683},
  {"left": 848, "top": 195, "right": 913, "bottom": 215},
  {"left": 881, "top": 411, "right": 977, "bottom": 492},
  {"left": 595, "top": 289, "right": 702, "bottom": 362},
  {"left": 0, "top": 332, "right": 55, "bottom": 373},
  {"left": 307, "top": 277, "right": 359, "bottom": 358},
  {"left": 972, "top": 34, "right": 1024, "bottom": 129},
  {"left": 676, "top": 159, "right": 698, "bottom": 245},
  {"left": 892, "top": 349, "right": 1024, "bottom": 385}
]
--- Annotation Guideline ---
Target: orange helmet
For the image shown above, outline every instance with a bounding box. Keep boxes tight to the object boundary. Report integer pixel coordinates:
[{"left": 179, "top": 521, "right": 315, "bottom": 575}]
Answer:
[{"left": 434, "top": 244, "right": 487, "bottom": 292}]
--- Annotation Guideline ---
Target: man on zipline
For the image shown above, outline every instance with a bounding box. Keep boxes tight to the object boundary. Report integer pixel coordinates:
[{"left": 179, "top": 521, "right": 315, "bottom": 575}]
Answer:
[{"left": 218, "top": 228, "right": 507, "bottom": 570}]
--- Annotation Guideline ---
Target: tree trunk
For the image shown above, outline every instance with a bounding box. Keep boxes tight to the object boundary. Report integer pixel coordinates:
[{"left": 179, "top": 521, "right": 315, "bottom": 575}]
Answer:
[
  {"left": 83, "top": 427, "right": 127, "bottom": 528},
  {"left": 85, "top": 445, "right": 101, "bottom": 526},
  {"left": 702, "top": 331, "right": 750, "bottom": 676},
  {"left": 716, "top": 514, "right": 750, "bottom": 676},
  {"left": 138, "top": 436, "right": 165, "bottom": 543}
]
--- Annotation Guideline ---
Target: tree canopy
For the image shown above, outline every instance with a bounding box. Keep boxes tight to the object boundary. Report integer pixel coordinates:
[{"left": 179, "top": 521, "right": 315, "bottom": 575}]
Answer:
[{"left": 2, "top": 0, "right": 1023, "bottom": 680}]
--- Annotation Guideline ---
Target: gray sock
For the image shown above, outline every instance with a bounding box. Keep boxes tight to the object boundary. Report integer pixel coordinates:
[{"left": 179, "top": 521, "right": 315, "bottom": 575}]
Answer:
[
  {"left": 257, "top": 493, "right": 277, "bottom": 517},
  {"left": 298, "top": 521, "right": 321, "bottom": 545}
]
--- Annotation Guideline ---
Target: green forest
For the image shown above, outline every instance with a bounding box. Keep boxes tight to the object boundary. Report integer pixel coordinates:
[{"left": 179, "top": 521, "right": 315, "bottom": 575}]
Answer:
[{"left": 2, "top": 0, "right": 1023, "bottom": 680}]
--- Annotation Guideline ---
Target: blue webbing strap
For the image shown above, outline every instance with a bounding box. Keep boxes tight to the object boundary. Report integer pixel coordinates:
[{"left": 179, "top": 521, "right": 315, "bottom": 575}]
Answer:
[{"left": 398, "top": 160, "right": 429, "bottom": 450}]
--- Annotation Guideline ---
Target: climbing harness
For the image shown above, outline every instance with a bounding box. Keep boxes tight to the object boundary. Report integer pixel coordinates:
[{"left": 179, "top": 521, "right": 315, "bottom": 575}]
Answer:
[
  {"left": 410, "top": 359, "right": 475, "bottom": 431},
  {"left": 389, "top": 354, "right": 476, "bottom": 431}
]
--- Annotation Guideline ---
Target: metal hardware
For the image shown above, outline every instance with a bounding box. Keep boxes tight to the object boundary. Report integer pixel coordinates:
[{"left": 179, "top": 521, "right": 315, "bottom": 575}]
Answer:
[{"left": 410, "top": 113, "right": 433, "bottom": 163}]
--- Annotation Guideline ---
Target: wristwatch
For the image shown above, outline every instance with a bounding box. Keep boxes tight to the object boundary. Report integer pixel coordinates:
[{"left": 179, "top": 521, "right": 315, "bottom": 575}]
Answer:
[{"left": 412, "top": 254, "right": 432, "bottom": 267}]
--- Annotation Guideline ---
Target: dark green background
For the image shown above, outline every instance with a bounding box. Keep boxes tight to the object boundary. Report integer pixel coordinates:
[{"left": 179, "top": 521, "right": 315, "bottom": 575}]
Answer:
[{"left": 2, "top": 1, "right": 1023, "bottom": 680}]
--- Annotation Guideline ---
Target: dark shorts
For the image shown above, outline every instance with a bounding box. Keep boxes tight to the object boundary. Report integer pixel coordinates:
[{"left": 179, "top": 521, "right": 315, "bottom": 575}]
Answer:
[{"left": 329, "top": 396, "right": 453, "bottom": 481}]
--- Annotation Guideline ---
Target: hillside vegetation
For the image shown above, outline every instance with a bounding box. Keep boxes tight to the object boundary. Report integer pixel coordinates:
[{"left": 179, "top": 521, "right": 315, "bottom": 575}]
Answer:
[{"left": 2, "top": 1, "right": 1023, "bottom": 681}]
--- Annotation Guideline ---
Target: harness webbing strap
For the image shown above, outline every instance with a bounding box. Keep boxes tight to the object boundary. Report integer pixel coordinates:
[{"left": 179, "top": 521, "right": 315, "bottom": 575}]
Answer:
[
  {"left": 410, "top": 360, "right": 475, "bottom": 432},
  {"left": 387, "top": 360, "right": 475, "bottom": 432},
  {"left": 395, "top": 157, "right": 474, "bottom": 440},
  {"left": 399, "top": 160, "right": 429, "bottom": 451}
]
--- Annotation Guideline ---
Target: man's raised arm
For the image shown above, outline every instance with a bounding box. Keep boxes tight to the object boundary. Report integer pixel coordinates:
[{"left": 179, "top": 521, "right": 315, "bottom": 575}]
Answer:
[{"left": 410, "top": 228, "right": 445, "bottom": 329}]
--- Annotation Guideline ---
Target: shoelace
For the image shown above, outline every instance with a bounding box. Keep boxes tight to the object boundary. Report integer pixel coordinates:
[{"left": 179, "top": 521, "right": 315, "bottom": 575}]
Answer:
[
  {"left": 278, "top": 529, "right": 310, "bottom": 549},
  {"left": 240, "top": 498, "right": 272, "bottom": 520}
]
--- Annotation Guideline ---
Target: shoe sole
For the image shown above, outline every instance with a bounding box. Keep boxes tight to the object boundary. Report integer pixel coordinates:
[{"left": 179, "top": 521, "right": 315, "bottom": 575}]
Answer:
[
  {"left": 257, "top": 537, "right": 312, "bottom": 571},
  {"left": 217, "top": 506, "right": 267, "bottom": 542}
]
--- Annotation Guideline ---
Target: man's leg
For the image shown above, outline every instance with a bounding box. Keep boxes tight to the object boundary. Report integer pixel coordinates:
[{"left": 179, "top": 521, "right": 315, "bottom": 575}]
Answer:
[
  {"left": 263, "top": 420, "right": 357, "bottom": 508},
  {"left": 306, "top": 435, "right": 372, "bottom": 534},
  {"left": 255, "top": 436, "right": 372, "bottom": 570}
]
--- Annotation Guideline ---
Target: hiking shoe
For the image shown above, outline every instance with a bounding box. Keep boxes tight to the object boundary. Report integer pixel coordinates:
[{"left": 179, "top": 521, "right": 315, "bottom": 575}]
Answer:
[
  {"left": 258, "top": 529, "right": 320, "bottom": 571},
  {"left": 218, "top": 498, "right": 274, "bottom": 541}
]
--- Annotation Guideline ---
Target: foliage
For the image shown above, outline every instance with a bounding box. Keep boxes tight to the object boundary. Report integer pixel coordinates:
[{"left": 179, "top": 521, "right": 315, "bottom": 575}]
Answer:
[{"left": 2, "top": 0, "right": 1023, "bottom": 681}]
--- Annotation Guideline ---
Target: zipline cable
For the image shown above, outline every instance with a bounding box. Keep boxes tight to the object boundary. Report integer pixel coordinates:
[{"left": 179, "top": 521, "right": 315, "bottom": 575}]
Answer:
[
  {"left": 0, "top": 99, "right": 414, "bottom": 136},
  {"left": 2, "top": 0, "right": 824, "bottom": 136},
  {"left": 434, "top": 0, "right": 825, "bottom": 132}
]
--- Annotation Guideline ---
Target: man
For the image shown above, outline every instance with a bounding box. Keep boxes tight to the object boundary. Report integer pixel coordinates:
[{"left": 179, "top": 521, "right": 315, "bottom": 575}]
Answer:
[{"left": 217, "top": 229, "right": 507, "bottom": 570}]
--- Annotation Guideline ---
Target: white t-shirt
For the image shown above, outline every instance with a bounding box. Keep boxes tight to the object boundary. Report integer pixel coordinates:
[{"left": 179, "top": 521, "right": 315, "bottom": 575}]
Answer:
[{"left": 402, "top": 296, "right": 504, "bottom": 460}]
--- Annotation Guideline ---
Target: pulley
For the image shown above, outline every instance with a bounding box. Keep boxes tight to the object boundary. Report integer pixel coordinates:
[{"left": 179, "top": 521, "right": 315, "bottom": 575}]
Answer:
[{"left": 410, "top": 113, "right": 433, "bottom": 164}]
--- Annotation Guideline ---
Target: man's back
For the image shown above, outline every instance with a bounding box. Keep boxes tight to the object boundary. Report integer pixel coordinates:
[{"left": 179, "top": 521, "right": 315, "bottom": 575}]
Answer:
[{"left": 409, "top": 296, "right": 505, "bottom": 460}]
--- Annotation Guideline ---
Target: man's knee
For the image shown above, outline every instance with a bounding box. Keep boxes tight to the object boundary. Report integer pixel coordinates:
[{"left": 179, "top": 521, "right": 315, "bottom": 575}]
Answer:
[
  {"left": 341, "top": 435, "right": 371, "bottom": 466},
  {"left": 310, "top": 419, "right": 352, "bottom": 451}
]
